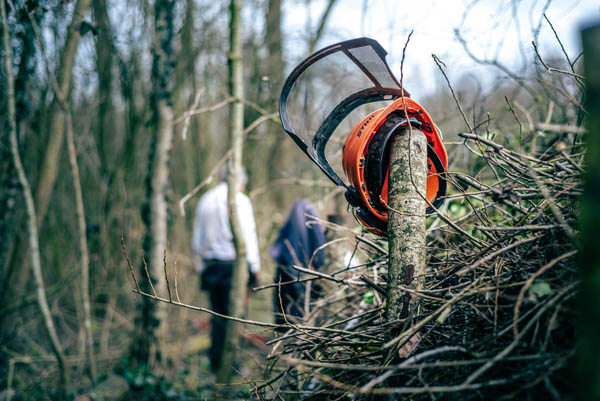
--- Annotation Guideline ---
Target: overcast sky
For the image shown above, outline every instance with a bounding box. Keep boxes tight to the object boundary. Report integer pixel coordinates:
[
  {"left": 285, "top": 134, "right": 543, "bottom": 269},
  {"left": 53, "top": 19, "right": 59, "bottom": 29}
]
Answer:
[{"left": 283, "top": 0, "right": 599, "bottom": 97}]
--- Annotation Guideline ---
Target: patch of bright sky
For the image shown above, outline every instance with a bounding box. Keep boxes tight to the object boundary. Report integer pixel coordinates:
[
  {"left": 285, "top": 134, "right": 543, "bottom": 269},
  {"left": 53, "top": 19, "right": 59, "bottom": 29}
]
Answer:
[{"left": 282, "top": 0, "right": 599, "bottom": 98}]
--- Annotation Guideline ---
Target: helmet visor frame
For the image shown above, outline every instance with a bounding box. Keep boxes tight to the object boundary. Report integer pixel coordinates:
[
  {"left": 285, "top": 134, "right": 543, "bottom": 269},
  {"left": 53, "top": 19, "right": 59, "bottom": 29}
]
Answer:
[{"left": 279, "top": 37, "right": 409, "bottom": 188}]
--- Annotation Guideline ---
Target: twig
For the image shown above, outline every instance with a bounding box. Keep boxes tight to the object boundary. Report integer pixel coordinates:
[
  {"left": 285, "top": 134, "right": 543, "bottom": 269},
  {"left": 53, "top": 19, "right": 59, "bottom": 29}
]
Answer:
[
  {"left": 432, "top": 54, "right": 473, "bottom": 133},
  {"left": 172, "top": 96, "right": 234, "bottom": 126},
  {"left": 463, "top": 281, "right": 577, "bottom": 385},
  {"left": 512, "top": 250, "right": 577, "bottom": 339},
  {"left": 456, "top": 235, "right": 542, "bottom": 276},
  {"left": 163, "top": 249, "right": 172, "bottom": 302},
  {"left": 360, "top": 275, "right": 387, "bottom": 297},
  {"left": 173, "top": 255, "right": 181, "bottom": 303},
  {"left": 177, "top": 112, "right": 279, "bottom": 215},
  {"left": 121, "top": 236, "right": 140, "bottom": 293},
  {"left": 142, "top": 255, "right": 157, "bottom": 297},
  {"left": 180, "top": 90, "right": 203, "bottom": 140},
  {"left": 531, "top": 40, "right": 585, "bottom": 81},
  {"left": 290, "top": 265, "right": 345, "bottom": 284},
  {"left": 536, "top": 123, "right": 585, "bottom": 134}
]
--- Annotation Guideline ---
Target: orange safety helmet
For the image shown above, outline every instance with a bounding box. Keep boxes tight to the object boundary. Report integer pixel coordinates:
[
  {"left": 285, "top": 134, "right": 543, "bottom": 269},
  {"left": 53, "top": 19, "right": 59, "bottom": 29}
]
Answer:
[
  {"left": 279, "top": 37, "right": 447, "bottom": 236},
  {"left": 341, "top": 97, "right": 447, "bottom": 236}
]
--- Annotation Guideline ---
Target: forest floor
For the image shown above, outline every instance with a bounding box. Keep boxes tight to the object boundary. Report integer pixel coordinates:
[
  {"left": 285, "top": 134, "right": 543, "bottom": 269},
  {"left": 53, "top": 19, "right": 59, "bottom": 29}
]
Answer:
[{"left": 128, "top": 276, "right": 276, "bottom": 400}]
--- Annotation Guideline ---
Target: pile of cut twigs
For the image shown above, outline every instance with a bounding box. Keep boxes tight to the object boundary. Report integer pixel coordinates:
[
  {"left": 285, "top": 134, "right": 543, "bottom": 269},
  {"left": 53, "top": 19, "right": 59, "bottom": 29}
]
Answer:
[{"left": 257, "top": 119, "right": 583, "bottom": 400}]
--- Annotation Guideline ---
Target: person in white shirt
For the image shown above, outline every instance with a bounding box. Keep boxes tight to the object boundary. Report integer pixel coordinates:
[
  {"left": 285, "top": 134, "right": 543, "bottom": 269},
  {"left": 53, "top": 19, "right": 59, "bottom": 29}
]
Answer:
[{"left": 192, "top": 168, "right": 260, "bottom": 370}]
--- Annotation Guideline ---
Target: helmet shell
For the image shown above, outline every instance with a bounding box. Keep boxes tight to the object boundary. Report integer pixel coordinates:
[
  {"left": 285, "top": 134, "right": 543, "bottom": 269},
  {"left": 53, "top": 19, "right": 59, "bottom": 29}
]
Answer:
[{"left": 342, "top": 97, "right": 448, "bottom": 233}]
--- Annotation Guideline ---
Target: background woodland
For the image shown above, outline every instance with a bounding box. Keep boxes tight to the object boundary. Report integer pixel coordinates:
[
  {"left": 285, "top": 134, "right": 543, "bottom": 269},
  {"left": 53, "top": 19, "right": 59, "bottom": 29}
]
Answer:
[{"left": 0, "top": 0, "right": 597, "bottom": 400}]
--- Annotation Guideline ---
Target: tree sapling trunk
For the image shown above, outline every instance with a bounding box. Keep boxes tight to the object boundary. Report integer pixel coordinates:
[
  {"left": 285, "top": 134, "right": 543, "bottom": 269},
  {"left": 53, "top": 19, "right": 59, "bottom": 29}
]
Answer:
[
  {"left": 1, "top": 1, "right": 69, "bottom": 394},
  {"left": 217, "top": 0, "right": 246, "bottom": 386},
  {"left": 385, "top": 128, "right": 428, "bottom": 324}
]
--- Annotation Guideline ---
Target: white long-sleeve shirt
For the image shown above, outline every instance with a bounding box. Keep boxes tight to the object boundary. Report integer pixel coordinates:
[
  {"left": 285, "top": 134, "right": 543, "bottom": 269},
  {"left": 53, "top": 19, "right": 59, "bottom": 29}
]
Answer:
[{"left": 192, "top": 183, "right": 261, "bottom": 274}]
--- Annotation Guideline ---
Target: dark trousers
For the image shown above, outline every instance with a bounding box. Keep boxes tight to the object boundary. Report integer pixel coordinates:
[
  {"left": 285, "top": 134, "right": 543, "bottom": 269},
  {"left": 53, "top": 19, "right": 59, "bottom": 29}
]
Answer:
[
  {"left": 273, "top": 265, "right": 322, "bottom": 327},
  {"left": 200, "top": 260, "right": 233, "bottom": 371},
  {"left": 273, "top": 265, "right": 304, "bottom": 326}
]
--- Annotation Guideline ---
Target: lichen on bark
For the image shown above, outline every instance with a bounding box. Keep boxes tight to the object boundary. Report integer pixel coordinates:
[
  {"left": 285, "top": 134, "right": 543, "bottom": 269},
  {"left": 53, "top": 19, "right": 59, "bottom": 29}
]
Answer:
[{"left": 385, "top": 128, "right": 428, "bottom": 323}]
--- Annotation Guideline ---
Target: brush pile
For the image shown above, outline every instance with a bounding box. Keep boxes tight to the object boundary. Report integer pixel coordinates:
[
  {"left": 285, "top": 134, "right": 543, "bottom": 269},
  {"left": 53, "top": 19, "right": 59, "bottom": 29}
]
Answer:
[{"left": 258, "top": 107, "right": 583, "bottom": 400}]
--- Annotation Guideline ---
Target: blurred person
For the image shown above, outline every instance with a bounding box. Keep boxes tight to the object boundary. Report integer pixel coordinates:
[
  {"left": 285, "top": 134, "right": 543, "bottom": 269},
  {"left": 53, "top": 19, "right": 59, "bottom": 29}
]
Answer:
[
  {"left": 192, "top": 167, "right": 260, "bottom": 371},
  {"left": 270, "top": 199, "right": 326, "bottom": 325}
]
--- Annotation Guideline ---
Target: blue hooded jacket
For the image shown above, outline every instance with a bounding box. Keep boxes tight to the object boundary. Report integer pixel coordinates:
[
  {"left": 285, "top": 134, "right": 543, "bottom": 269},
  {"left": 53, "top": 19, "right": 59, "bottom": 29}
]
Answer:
[{"left": 269, "top": 199, "right": 326, "bottom": 270}]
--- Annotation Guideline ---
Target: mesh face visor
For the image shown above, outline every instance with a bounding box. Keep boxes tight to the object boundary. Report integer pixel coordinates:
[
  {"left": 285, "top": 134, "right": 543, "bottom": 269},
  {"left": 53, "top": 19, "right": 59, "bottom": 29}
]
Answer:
[{"left": 279, "top": 38, "right": 409, "bottom": 188}]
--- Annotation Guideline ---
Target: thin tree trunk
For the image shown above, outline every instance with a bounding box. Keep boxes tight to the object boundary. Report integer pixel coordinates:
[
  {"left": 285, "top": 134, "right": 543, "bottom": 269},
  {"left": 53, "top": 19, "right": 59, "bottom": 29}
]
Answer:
[
  {"left": 385, "top": 129, "right": 428, "bottom": 323},
  {"left": 65, "top": 111, "right": 97, "bottom": 382},
  {"left": 307, "top": 0, "right": 339, "bottom": 54},
  {"left": 2, "top": 0, "right": 92, "bottom": 336},
  {"left": 267, "top": 0, "right": 337, "bottom": 207},
  {"left": 92, "top": 0, "right": 115, "bottom": 171},
  {"left": 174, "top": 0, "right": 203, "bottom": 194},
  {"left": 27, "top": 11, "right": 97, "bottom": 383},
  {"left": 0, "top": 6, "right": 39, "bottom": 305},
  {"left": 149, "top": 95, "right": 173, "bottom": 340},
  {"left": 131, "top": 0, "right": 174, "bottom": 367},
  {"left": 217, "top": 0, "right": 246, "bottom": 385},
  {"left": 1, "top": 2, "right": 69, "bottom": 393},
  {"left": 578, "top": 23, "right": 600, "bottom": 401},
  {"left": 264, "top": 0, "right": 286, "bottom": 206},
  {"left": 34, "top": 0, "right": 92, "bottom": 225}
]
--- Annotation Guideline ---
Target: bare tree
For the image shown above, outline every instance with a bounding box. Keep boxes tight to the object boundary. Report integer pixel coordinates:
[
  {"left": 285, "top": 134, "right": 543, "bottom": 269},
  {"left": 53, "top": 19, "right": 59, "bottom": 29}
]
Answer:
[
  {"left": 131, "top": 0, "right": 175, "bottom": 367},
  {"left": 1, "top": 2, "right": 69, "bottom": 394},
  {"left": 34, "top": 0, "right": 92, "bottom": 225},
  {"left": 2, "top": 0, "right": 93, "bottom": 338},
  {"left": 92, "top": 0, "right": 116, "bottom": 171},
  {"left": 266, "top": 0, "right": 338, "bottom": 208},
  {"left": 0, "top": 4, "right": 41, "bottom": 330},
  {"left": 307, "top": 0, "right": 339, "bottom": 54},
  {"left": 26, "top": 10, "right": 98, "bottom": 383},
  {"left": 216, "top": 0, "right": 247, "bottom": 385}
]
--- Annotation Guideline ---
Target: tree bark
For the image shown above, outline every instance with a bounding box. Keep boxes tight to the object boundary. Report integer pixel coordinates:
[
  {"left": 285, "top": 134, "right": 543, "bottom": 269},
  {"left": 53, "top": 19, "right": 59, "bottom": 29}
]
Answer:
[
  {"left": 578, "top": 23, "right": 600, "bottom": 401},
  {"left": 264, "top": 0, "right": 288, "bottom": 207},
  {"left": 1, "top": 2, "right": 69, "bottom": 394},
  {"left": 307, "top": 0, "right": 339, "bottom": 54},
  {"left": 34, "top": 0, "right": 92, "bottom": 225},
  {"left": 266, "top": 0, "right": 337, "bottom": 207},
  {"left": 131, "top": 0, "right": 175, "bottom": 367},
  {"left": 149, "top": 96, "right": 173, "bottom": 337},
  {"left": 1, "top": 0, "right": 92, "bottom": 337},
  {"left": 92, "top": 0, "right": 116, "bottom": 171},
  {"left": 385, "top": 128, "right": 428, "bottom": 324},
  {"left": 216, "top": 0, "right": 246, "bottom": 385},
  {"left": 0, "top": 5, "right": 39, "bottom": 304},
  {"left": 65, "top": 111, "right": 97, "bottom": 382},
  {"left": 265, "top": 0, "right": 283, "bottom": 101},
  {"left": 25, "top": 10, "right": 98, "bottom": 382},
  {"left": 173, "top": 0, "right": 206, "bottom": 195}
]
